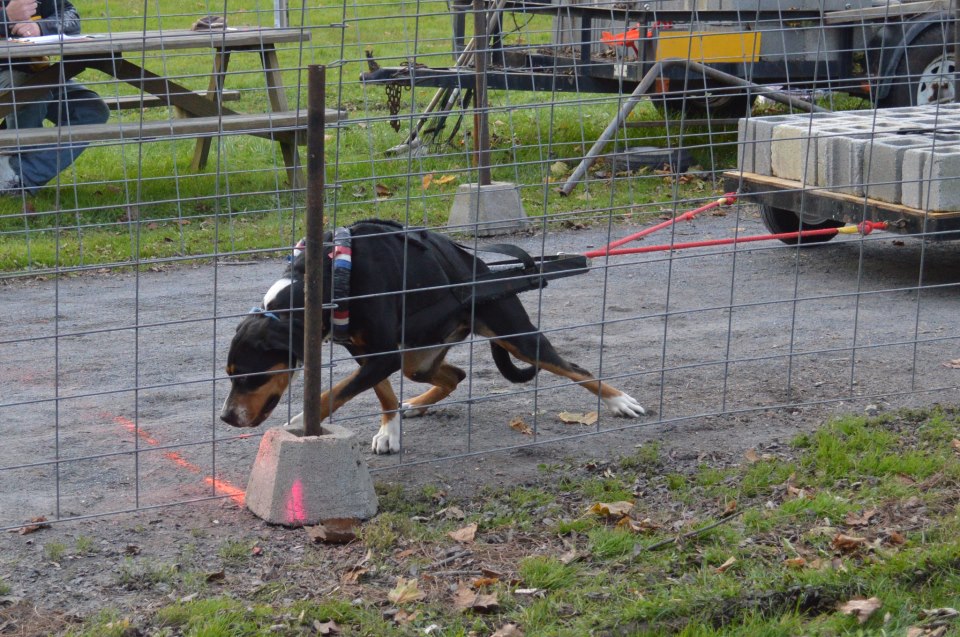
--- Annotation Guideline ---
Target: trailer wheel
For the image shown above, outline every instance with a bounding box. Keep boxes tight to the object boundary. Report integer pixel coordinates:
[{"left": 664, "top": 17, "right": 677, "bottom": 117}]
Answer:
[
  {"left": 880, "top": 27, "right": 955, "bottom": 107},
  {"left": 759, "top": 205, "right": 843, "bottom": 244}
]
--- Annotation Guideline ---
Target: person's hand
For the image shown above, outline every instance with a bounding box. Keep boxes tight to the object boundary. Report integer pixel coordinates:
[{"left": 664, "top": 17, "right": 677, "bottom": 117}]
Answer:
[
  {"left": 10, "top": 21, "right": 41, "bottom": 38},
  {"left": 4, "top": 0, "right": 38, "bottom": 23}
]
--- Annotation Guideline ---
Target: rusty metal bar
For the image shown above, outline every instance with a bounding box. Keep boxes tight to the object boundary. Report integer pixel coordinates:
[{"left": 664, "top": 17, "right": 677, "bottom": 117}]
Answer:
[
  {"left": 473, "top": 0, "right": 491, "bottom": 185},
  {"left": 302, "top": 64, "right": 326, "bottom": 438}
]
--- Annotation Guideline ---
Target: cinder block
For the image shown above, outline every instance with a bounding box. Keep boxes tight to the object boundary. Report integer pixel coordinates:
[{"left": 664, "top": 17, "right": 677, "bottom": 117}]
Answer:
[
  {"left": 245, "top": 423, "right": 379, "bottom": 526},
  {"left": 771, "top": 123, "right": 818, "bottom": 183},
  {"left": 738, "top": 114, "right": 795, "bottom": 176},
  {"left": 448, "top": 181, "right": 528, "bottom": 236},
  {"left": 902, "top": 143, "right": 960, "bottom": 211},
  {"left": 816, "top": 125, "right": 871, "bottom": 188},
  {"left": 863, "top": 135, "right": 933, "bottom": 204},
  {"left": 830, "top": 136, "right": 875, "bottom": 196}
]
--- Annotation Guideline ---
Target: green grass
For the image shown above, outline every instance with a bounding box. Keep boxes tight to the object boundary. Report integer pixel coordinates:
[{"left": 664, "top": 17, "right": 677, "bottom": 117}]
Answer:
[
  {"left": 61, "top": 407, "right": 960, "bottom": 636},
  {"left": 0, "top": 0, "right": 738, "bottom": 273}
]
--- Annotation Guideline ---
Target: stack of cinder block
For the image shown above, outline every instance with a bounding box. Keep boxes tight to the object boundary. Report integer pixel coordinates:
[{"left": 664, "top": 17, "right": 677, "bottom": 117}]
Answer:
[{"left": 737, "top": 104, "right": 960, "bottom": 212}]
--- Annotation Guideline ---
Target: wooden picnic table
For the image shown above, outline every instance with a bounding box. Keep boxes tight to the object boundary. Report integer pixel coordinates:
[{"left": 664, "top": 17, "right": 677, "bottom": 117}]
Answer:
[{"left": 0, "top": 28, "right": 334, "bottom": 187}]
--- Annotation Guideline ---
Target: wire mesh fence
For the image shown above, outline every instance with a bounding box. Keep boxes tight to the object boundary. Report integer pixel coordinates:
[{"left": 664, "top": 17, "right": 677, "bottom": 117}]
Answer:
[{"left": 1, "top": 0, "right": 959, "bottom": 531}]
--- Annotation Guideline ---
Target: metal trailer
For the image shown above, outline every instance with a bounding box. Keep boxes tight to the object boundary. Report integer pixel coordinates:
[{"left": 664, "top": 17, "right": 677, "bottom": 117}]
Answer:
[
  {"left": 361, "top": 0, "right": 958, "bottom": 115},
  {"left": 723, "top": 170, "right": 960, "bottom": 243}
]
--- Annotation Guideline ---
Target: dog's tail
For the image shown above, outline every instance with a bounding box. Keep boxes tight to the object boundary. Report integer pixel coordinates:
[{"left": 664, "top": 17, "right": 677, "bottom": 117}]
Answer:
[{"left": 490, "top": 342, "right": 538, "bottom": 383}]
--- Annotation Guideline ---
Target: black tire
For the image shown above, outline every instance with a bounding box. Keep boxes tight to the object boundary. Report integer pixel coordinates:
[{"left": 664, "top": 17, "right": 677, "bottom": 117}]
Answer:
[
  {"left": 655, "top": 87, "right": 757, "bottom": 119},
  {"left": 760, "top": 205, "right": 843, "bottom": 245},
  {"left": 879, "top": 26, "right": 955, "bottom": 108}
]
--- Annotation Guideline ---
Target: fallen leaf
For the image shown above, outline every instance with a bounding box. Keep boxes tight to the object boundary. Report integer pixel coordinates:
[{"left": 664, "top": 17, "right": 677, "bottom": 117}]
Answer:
[
  {"left": 844, "top": 509, "right": 878, "bottom": 527},
  {"left": 885, "top": 530, "right": 906, "bottom": 546},
  {"left": 306, "top": 518, "right": 359, "bottom": 544},
  {"left": 617, "top": 517, "right": 660, "bottom": 533},
  {"left": 744, "top": 448, "right": 761, "bottom": 463},
  {"left": 784, "top": 557, "right": 807, "bottom": 569},
  {"left": 589, "top": 501, "right": 635, "bottom": 518},
  {"left": 559, "top": 547, "right": 579, "bottom": 564},
  {"left": 715, "top": 556, "right": 737, "bottom": 573},
  {"left": 205, "top": 570, "right": 226, "bottom": 583},
  {"left": 435, "top": 174, "right": 457, "bottom": 185},
  {"left": 838, "top": 597, "right": 882, "bottom": 624},
  {"left": 340, "top": 566, "right": 368, "bottom": 585},
  {"left": 473, "top": 576, "right": 499, "bottom": 587},
  {"left": 315, "top": 619, "right": 340, "bottom": 635},
  {"left": 919, "top": 607, "right": 960, "bottom": 620},
  {"left": 393, "top": 609, "right": 419, "bottom": 625},
  {"left": 492, "top": 624, "right": 525, "bottom": 637},
  {"left": 558, "top": 411, "right": 598, "bottom": 426},
  {"left": 951, "top": 439, "right": 960, "bottom": 454},
  {"left": 722, "top": 500, "right": 738, "bottom": 516},
  {"left": 832, "top": 533, "right": 868, "bottom": 553},
  {"left": 422, "top": 173, "right": 434, "bottom": 190},
  {"left": 943, "top": 359, "right": 960, "bottom": 369},
  {"left": 375, "top": 183, "right": 392, "bottom": 198},
  {"left": 448, "top": 522, "right": 478, "bottom": 543},
  {"left": 16, "top": 517, "right": 50, "bottom": 535},
  {"left": 453, "top": 583, "right": 499, "bottom": 613},
  {"left": 509, "top": 417, "right": 533, "bottom": 436},
  {"left": 387, "top": 577, "right": 425, "bottom": 605}
]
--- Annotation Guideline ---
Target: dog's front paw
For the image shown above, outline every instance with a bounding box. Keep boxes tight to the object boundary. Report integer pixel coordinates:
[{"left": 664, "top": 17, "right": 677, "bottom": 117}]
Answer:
[
  {"left": 604, "top": 392, "right": 646, "bottom": 417},
  {"left": 371, "top": 420, "right": 401, "bottom": 454},
  {"left": 400, "top": 402, "right": 428, "bottom": 418}
]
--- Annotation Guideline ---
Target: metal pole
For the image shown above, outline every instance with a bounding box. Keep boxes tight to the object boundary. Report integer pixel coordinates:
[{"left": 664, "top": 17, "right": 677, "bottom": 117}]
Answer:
[
  {"left": 302, "top": 65, "right": 326, "bottom": 438},
  {"left": 473, "top": 0, "right": 491, "bottom": 186},
  {"left": 274, "top": 0, "right": 289, "bottom": 28}
]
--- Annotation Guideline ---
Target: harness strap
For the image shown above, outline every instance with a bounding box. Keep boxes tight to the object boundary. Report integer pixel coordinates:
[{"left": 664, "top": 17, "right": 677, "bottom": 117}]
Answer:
[
  {"left": 330, "top": 227, "right": 352, "bottom": 343},
  {"left": 250, "top": 306, "right": 281, "bottom": 322}
]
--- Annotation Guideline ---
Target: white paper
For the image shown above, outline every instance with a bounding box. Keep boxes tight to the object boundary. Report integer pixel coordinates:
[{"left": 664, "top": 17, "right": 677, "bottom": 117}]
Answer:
[{"left": 8, "top": 34, "right": 94, "bottom": 44}]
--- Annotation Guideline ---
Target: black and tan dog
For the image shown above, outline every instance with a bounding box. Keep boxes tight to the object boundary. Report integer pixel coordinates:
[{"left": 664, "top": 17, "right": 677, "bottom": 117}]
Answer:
[{"left": 220, "top": 219, "right": 645, "bottom": 453}]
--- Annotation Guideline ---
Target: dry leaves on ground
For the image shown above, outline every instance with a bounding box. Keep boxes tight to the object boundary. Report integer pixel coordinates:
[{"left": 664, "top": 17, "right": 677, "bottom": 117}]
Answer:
[
  {"left": 452, "top": 583, "right": 499, "bottom": 613},
  {"left": 589, "top": 501, "right": 635, "bottom": 519},
  {"left": 387, "top": 578, "right": 425, "bottom": 605},
  {"left": 838, "top": 597, "right": 882, "bottom": 624},
  {"left": 509, "top": 417, "right": 533, "bottom": 436},
  {"left": 448, "top": 523, "right": 478, "bottom": 544}
]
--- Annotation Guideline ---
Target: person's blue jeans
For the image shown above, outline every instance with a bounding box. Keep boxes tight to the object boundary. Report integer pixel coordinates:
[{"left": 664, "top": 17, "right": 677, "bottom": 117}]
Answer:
[{"left": 1, "top": 70, "right": 109, "bottom": 193}]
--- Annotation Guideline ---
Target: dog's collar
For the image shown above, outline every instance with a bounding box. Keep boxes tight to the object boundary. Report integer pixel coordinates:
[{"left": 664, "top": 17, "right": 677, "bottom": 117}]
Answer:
[
  {"left": 249, "top": 306, "right": 281, "bottom": 322},
  {"left": 330, "top": 227, "right": 352, "bottom": 343}
]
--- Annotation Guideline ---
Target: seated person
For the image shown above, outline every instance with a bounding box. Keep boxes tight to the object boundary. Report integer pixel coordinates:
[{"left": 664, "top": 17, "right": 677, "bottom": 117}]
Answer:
[{"left": 0, "top": 0, "right": 109, "bottom": 195}]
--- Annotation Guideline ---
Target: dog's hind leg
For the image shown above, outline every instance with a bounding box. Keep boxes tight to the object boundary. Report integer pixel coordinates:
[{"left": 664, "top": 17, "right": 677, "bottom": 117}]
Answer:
[
  {"left": 400, "top": 362, "right": 467, "bottom": 417},
  {"left": 478, "top": 300, "right": 645, "bottom": 417}
]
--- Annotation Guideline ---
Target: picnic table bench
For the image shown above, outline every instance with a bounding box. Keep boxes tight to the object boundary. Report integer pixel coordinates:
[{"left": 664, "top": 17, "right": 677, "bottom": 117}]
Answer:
[{"left": 0, "top": 28, "right": 339, "bottom": 187}]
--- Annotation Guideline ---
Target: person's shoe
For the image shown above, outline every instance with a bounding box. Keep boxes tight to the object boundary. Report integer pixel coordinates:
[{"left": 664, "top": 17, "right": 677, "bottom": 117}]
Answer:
[{"left": 0, "top": 155, "right": 21, "bottom": 194}]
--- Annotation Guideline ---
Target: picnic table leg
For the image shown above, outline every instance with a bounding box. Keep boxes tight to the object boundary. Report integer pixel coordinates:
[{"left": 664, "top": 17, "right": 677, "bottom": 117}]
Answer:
[
  {"left": 260, "top": 46, "right": 303, "bottom": 188},
  {"left": 190, "top": 51, "right": 231, "bottom": 171}
]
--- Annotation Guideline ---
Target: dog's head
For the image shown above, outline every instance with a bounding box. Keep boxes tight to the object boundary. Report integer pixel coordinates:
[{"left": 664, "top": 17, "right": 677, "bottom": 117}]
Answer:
[
  {"left": 220, "top": 310, "right": 302, "bottom": 428},
  {"left": 220, "top": 244, "right": 335, "bottom": 429}
]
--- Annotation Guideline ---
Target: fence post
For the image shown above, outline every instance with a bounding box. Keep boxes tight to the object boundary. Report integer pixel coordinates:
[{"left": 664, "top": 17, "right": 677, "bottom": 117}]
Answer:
[{"left": 302, "top": 64, "right": 326, "bottom": 438}]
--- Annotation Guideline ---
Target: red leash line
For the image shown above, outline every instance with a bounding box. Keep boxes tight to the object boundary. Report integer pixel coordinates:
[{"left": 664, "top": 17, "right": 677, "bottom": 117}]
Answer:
[
  {"left": 590, "top": 221, "right": 890, "bottom": 257},
  {"left": 584, "top": 193, "right": 737, "bottom": 259}
]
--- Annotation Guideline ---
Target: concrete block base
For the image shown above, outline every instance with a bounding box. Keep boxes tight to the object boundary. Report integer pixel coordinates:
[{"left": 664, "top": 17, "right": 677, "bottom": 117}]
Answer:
[
  {"left": 245, "top": 423, "right": 378, "bottom": 527},
  {"left": 448, "top": 181, "right": 528, "bottom": 236}
]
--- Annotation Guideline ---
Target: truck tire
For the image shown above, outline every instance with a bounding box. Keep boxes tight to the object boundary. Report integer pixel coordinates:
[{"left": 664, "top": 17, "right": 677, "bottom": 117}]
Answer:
[
  {"left": 760, "top": 205, "right": 843, "bottom": 244},
  {"left": 880, "top": 26, "right": 955, "bottom": 107}
]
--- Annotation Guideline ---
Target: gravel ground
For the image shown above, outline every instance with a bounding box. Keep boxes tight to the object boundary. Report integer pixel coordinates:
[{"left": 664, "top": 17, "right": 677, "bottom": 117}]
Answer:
[{"left": 1, "top": 203, "right": 958, "bottom": 631}]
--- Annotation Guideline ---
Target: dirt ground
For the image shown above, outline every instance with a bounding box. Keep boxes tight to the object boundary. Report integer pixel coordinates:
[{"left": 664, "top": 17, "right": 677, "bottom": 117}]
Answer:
[{"left": 1, "top": 204, "right": 959, "bottom": 632}]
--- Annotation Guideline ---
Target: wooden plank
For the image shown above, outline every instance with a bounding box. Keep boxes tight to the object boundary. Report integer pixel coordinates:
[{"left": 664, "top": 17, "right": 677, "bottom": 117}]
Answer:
[
  {"left": 0, "top": 108, "right": 345, "bottom": 148},
  {"left": 106, "top": 89, "right": 241, "bottom": 110},
  {"left": 0, "top": 28, "right": 310, "bottom": 59}
]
